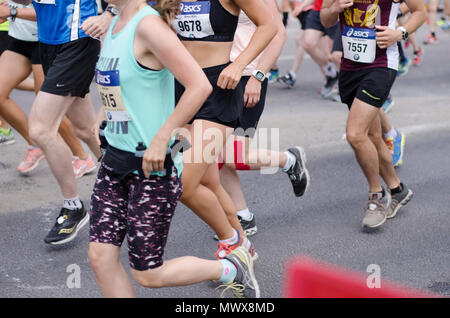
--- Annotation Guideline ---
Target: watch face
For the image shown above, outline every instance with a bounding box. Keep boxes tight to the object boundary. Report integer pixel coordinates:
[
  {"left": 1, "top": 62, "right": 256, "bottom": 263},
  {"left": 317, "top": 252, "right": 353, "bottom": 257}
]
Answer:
[
  {"left": 255, "top": 71, "right": 264, "bottom": 80},
  {"left": 11, "top": 8, "right": 17, "bottom": 15}
]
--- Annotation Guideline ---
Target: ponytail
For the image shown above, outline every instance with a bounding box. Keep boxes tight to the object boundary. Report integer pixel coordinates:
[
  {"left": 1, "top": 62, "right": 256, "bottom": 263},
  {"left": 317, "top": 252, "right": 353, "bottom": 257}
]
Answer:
[{"left": 153, "top": 0, "right": 181, "bottom": 24}]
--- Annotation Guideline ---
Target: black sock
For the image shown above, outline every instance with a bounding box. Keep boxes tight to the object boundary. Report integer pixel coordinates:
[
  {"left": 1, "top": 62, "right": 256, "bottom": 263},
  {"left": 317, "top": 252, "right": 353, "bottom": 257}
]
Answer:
[
  {"left": 282, "top": 12, "right": 288, "bottom": 27},
  {"left": 390, "top": 183, "right": 403, "bottom": 195},
  {"left": 431, "top": 32, "right": 436, "bottom": 37}
]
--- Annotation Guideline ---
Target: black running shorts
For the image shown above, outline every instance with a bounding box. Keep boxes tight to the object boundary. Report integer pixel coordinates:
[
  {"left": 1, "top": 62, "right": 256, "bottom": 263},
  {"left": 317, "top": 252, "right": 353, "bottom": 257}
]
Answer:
[
  {"left": 297, "top": 10, "right": 311, "bottom": 30},
  {"left": 0, "top": 31, "right": 9, "bottom": 55},
  {"left": 305, "top": 10, "right": 339, "bottom": 38},
  {"left": 7, "top": 36, "right": 40, "bottom": 64},
  {"left": 39, "top": 37, "right": 100, "bottom": 98},
  {"left": 339, "top": 67, "right": 397, "bottom": 109},
  {"left": 234, "top": 76, "right": 268, "bottom": 138},
  {"left": 175, "top": 62, "right": 244, "bottom": 128}
]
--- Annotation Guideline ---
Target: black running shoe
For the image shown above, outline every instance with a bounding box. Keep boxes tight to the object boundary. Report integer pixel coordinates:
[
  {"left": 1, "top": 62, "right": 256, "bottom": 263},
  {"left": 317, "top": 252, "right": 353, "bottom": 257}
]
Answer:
[
  {"left": 321, "top": 74, "right": 339, "bottom": 98},
  {"left": 285, "top": 147, "right": 310, "bottom": 197},
  {"left": 44, "top": 202, "right": 89, "bottom": 245},
  {"left": 238, "top": 214, "right": 257, "bottom": 237},
  {"left": 277, "top": 73, "right": 296, "bottom": 88}
]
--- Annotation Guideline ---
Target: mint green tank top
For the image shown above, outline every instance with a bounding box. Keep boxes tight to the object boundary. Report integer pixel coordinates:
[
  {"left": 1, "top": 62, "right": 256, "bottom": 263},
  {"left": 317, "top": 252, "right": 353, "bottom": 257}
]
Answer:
[{"left": 95, "top": 5, "right": 182, "bottom": 176}]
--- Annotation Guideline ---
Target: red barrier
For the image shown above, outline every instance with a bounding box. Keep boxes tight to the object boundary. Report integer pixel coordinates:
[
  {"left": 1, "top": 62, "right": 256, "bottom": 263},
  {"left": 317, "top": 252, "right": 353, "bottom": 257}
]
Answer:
[{"left": 284, "top": 256, "right": 436, "bottom": 298}]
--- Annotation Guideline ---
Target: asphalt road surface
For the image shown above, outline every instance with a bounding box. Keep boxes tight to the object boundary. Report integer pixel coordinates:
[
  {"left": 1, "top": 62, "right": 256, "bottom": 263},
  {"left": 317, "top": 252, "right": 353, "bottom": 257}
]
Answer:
[{"left": 0, "top": 19, "right": 449, "bottom": 298}]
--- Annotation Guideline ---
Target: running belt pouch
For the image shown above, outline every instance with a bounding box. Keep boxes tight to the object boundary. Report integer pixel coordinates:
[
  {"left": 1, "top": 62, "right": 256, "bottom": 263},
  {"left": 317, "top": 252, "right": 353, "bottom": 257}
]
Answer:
[
  {"left": 103, "top": 146, "right": 175, "bottom": 180},
  {"left": 103, "top": 146, "right": 138, "bottom": 180}
]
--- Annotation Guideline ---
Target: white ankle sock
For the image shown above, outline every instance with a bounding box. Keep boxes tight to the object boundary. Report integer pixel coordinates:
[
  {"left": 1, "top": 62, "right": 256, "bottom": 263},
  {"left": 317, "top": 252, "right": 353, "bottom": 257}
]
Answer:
[
  {"left": 63, "top": 196, "right": 82, "bottom": 210},
  {"left": 322, "top": 62, "right": 337, "bottom": 77},
  {"left": 384, "top": 128, "right": 397, "bottom": 139},
  {"left": 289, "top": 71, "right": 296, "bottom": 80},
  {"left": 219, "top": 228, "right": 239, "bottom": 245},
  {"left": 237, "top": 208, "right": 253, "bottom": 221}
]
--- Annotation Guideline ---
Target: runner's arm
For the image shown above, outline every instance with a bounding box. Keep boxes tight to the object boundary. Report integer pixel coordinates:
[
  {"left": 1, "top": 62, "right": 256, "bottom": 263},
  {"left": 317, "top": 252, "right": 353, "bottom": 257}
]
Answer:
[
  {"left": 9, "top": 0, "right": 32, "bottom": 5},
  {"left": 217, "top": 0, "right": 277, "bottom": 90},
  {"left": 320, "top": 0, "right": 353, "bottom": 28},
  {"left": 399, "top": 0, "right": 426, "bottom": 34},
  {"left": 244, "top": 0, "right": 286, "bottom": 107},
  {"left": 293, "top": 0, "right": 314, "bottom": 17},
  {"left": 0, "top": 3, "right": 35, "bottom": 21},
  {"left": 375, "top": 0, "right": 426, "bottom": 49}
]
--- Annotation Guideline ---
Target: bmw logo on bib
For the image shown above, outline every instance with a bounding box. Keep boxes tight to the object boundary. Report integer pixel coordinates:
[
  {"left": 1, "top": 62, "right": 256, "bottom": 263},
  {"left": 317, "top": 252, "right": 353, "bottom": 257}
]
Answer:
[{"left": 354, "top": 54, "right": 360, "bottom": 61}]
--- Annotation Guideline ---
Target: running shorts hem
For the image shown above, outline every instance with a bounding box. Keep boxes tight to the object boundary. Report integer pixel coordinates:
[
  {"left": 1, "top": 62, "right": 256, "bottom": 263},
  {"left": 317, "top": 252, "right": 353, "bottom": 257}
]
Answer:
[
  {"left": 6, "top": 36, "right": 41, "bottom": 64},
  {"left": 175, "top": 62, "right": 244, "bottom": 129},
  {"left": 234, "top": 76, "right": 268, "bottom": 138},
  {"left": 305, "top": 10, "right": 339, "bottom": 38},
  {"left": 39, "top": 37, "right": 100, "bottom": 98},
  {"left": 339, "top": 67, "right": 397, "bottom": 109}
]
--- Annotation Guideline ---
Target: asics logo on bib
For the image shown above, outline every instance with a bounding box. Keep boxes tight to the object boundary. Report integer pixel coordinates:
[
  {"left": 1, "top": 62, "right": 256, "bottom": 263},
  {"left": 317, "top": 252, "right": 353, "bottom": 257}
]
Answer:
[
  {"left": 346, "top": 28, "right": 371, "bottom": 38},
  {"left": 180, "top": 3, "right": 202, "bottom": 13},
  {"left": 97, "top": 74, "right": 111, "bottom": 85}
]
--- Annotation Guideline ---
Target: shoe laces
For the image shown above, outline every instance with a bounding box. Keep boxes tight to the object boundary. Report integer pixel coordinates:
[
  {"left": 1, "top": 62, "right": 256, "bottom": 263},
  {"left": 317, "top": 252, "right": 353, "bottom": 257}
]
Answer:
[
  {"left": 216, "top": 282, "right": 245, "bottom": 298},
  {"left": 216, "top": 242, "right": 234, "bottom": 259},
  {"left": 384, "top": 138, "right": 394, "bottom": 152}
]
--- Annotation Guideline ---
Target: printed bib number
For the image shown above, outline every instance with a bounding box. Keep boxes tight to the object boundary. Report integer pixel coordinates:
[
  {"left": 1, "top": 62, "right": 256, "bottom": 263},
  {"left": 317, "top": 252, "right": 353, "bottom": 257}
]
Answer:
[
  {"left": 172, "top": 1, "right": 214, "bottom": 39},
  {"left": 95, "top": 70, "right": 130, "bottom": 122},
  {"left": 342, "top": 26, "right": 376, "bottom": 63}
]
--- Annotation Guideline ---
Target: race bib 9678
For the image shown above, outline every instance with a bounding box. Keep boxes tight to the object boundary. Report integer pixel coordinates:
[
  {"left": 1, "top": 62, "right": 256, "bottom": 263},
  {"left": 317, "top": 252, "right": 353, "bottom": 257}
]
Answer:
[{"left": 172, "top": 1, "right": 214, "bottom": 39}]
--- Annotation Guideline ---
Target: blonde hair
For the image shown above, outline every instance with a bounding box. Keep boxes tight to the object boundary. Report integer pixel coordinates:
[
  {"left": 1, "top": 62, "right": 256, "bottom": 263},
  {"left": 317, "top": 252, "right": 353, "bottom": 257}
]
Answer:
[{"left": 152, "top": 0, "right": 181, "bottom": 24}]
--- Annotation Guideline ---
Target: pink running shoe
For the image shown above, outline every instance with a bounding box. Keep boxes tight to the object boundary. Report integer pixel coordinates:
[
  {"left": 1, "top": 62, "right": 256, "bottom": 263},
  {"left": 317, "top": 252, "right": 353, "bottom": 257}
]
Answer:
[
  {"left": 72, "top": 155, "right": 97, "bottom": 179},
  {"left": 17, "top": 147, "right": 45, "bottom": 174}
]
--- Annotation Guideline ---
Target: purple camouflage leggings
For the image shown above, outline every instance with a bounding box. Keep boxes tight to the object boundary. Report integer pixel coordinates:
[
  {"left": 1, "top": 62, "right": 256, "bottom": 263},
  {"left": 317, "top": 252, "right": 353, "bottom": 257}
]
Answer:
[{"left": 90, "top": 162, "right": 183, "bottom": 271}]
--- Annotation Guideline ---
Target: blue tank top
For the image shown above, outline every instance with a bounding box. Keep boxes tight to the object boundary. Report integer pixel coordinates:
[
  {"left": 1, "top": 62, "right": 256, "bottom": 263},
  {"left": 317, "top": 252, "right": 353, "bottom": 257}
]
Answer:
[{"left": 33, "top": 0, "right": 97, "bottom": 44}]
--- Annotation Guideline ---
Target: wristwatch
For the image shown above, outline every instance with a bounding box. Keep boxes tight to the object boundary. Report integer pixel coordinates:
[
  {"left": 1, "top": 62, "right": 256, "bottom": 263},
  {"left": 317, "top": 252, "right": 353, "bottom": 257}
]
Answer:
[
  {"left": 105, "top": 5, "right": 119, "bottom": 16},
  {"left": 252, "top": 70, "right": 266, "bottom": 82},
  {"left": 10, "top": 7, "right": 17, "bottom": 22},
  {"left": 398, "top": 26, "right": 409, "bottom": 41}
]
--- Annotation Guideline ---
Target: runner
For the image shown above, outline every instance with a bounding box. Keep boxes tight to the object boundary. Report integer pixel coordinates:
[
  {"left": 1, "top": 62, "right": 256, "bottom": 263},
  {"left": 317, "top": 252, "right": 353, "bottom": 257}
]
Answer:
[
  {"left": 88, "top": 0, "right": 258, "bottom": 298},
  {"left": 267, "top": 0, "right": 291, "bottom": 82},
  {"left": 302, "top": 0, "right": 341, "bottom": 98},
  {"left": 320, "top": 0, "right": 425, "bottom": 228},
  {"left": 398, "top": 2, "right": 423, "bottom": 65},
  {"left": 0, "top": 1, "right": 96, "bottom": 177},
  {"left": 13, "top": 0, "right": 102, "bottom": 244},
  {"left": 171, "top": 0, "right": 276, "bottom": 258},
  {"left": 278, "top": 0, "right": 315, "bottom": 88},
  {"left": 424, "top": 0, "right": 439, "bottom": 43},
  {"left": 219, "top": 0, "right": 309, "bottom": 237}
]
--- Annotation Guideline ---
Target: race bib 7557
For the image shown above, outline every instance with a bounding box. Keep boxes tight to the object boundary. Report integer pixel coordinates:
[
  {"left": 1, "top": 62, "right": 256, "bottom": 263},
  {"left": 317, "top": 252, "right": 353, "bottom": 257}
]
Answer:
[{"left": 342, "top": 26, "right": 377, "bottom": 64}]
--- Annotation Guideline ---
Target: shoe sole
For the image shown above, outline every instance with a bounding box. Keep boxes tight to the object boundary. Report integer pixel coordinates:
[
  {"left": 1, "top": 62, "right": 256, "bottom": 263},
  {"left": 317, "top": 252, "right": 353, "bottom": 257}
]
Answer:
[
  {"left": 238, "top": 247, "right": 260, "bottom": 298},
  {"left": 47, "top": 213, "right": 89, "bottom": 245},
  {"left": 0, "top": 139, "right": 16, "bottom": 146},
  {"left": 387, "top": 189, "right": 413, "bottom": 219},
  {"left": 394, "top": 133, "right": 405, "bottom": 167},
  {"left": 18, "top": 154, "right": 45, "bottom": 174},
  {"left": 291, "top": 146, "right": 310, "bottom": 197},
  {"left": 363, "top": 214, "right": 388, "bottom": 229}
]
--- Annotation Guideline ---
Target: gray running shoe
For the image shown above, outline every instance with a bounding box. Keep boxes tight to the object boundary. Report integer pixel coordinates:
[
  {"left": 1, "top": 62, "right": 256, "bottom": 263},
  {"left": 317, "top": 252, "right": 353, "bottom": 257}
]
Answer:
[
  {"left": 387, "top": 183, "right": 413, "bottom": 219},
  {"left": 362, "top": 191, "right": 391, "bottom": 228},
  {"left": 217, "top": 246, "right": 260, "bottom": 298}
]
